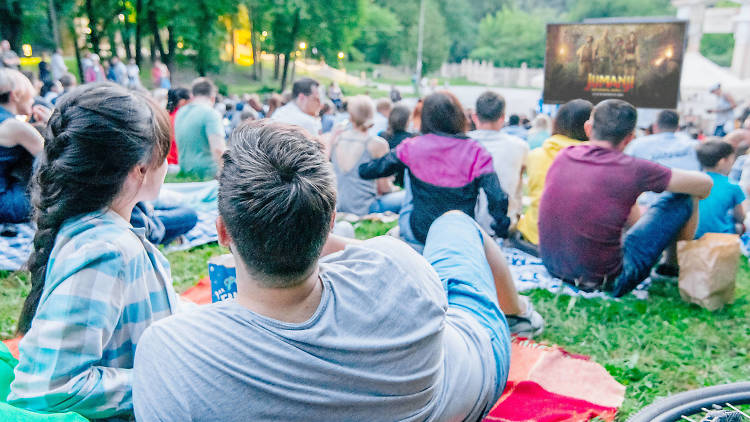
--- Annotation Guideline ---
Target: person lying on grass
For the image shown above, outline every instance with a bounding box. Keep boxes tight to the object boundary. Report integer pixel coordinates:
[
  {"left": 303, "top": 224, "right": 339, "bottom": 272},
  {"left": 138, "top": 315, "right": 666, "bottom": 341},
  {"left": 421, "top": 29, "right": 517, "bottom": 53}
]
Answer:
[
  {"left": 132, "top": 120, "right": 543, "bottom": 421},
  {"left": 9, "top": 83, "right": 180, "bottom": 420},
  {"left": 538, "top": 99, "right": 713, "bottom": 297}
]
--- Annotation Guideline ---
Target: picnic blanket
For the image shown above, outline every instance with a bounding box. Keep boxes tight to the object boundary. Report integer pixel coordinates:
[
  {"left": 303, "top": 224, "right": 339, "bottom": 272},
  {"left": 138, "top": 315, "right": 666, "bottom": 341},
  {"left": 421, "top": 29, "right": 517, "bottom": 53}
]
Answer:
[
  {"left": 0, "top": 181, "right": 220, "bottom": 271},
  {"left": 2, "top": 278, "right": 625, "bottom": 421},
  {"left": 484, "top": 339, "right": 625, "bottom": 421},
  {"left": 0, "top": 224, "right": 34, "bottom": 272},
  {"left": 158, "top": 181, "right": 219, "bottom": 252},
  {"left": 499, "top": 241, "right": 651, "bottom": 300}
]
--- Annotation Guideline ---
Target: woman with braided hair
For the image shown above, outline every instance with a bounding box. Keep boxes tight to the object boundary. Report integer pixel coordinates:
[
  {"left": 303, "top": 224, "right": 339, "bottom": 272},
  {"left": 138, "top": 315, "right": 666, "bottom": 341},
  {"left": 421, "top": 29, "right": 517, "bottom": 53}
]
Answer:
[{"left": 9, "top": 82, "right": 178, "bottom": 420}]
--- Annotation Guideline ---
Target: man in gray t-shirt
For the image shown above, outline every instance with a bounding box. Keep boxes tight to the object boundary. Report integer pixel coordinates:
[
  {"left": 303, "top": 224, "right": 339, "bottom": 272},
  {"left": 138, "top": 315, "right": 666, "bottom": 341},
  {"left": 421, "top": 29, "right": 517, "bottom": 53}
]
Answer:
[{"left": 133, "top": 121, "right": 532, "bottom": 421}]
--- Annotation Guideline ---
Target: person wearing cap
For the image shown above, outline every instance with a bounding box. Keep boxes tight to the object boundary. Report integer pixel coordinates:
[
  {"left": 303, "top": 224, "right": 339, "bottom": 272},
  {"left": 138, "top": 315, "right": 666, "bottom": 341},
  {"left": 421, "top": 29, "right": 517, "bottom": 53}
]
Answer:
[
  {"left": 330, "top": 95, "right": 404, "bottom": 215},
  {"left": 708, "top": 83, "right": 737, "bottom": 137},
  {"left": 0, "top": 68, "right": 48, "bottom": 224}
]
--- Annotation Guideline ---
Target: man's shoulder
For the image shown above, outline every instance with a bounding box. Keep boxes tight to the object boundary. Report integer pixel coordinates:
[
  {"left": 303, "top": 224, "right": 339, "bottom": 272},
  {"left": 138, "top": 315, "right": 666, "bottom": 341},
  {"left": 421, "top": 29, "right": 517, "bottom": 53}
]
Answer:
[
  {"left": 322, "top": 237, "right": 445, "bottom": 305},
  {"left": 138, "top": 301, "right": 237, "bottom": 352}
]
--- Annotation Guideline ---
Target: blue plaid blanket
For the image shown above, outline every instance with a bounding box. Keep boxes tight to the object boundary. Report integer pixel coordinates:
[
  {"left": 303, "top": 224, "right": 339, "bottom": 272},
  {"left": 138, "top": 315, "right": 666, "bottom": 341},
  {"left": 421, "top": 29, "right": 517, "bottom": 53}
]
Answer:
[
  {"left": 0, "top": 181, "right": 220, "bottom": 271},
  {"left": 499, "top": 241, "right": 651, "bottom": 300},
  {"left": 0, "top": 223, "right": 34, "bottom": 271}
]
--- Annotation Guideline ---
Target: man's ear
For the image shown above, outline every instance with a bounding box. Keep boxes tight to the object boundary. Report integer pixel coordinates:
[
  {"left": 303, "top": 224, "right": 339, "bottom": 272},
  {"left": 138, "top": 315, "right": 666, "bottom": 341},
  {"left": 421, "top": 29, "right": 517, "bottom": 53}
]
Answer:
[
  {"left": 216, "top": 216, "right": 232, "bottom": 248},
  {"left": 329, "top": 211, "right": 337, "bottom": 233},
  {"left": 620, "top": 131, "right": 636, "bottom": 150},
  {"left": 471, "top": 113, "right": 480, "bottom": 128}
]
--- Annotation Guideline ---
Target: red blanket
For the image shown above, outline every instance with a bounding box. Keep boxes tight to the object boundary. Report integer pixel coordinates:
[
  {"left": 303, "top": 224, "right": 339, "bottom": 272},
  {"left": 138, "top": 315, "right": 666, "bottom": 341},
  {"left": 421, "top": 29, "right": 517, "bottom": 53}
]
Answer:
[
  {"left": 484, "top": 339, "right": 624, "bottom": 421},
  {"left": 4, "top": 278, "right": 625, "bottom": 421}
]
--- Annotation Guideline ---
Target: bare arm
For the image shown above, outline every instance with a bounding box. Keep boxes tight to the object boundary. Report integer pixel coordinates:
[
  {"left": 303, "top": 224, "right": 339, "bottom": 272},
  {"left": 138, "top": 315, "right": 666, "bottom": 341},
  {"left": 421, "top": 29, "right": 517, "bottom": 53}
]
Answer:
[
  {"left": 666, "top": 169, "right": 713, "bottom": 199},
  {"left": 0, "top": 119, "right": 44, "bottom": 156},
  {"left": 625, "top": 204, "right": 641, "bottom": 228},
  {"left": 734, "top": 203, "right": 745, "bottom": 224},
  {"left": 208, "top": 133, "right": 226, "bottom": 169},
  {"left": 319, "top": 233, "right": 362, "bottom": 257},
  {"left": 367, "top": 137, "right": 394, "bottom": 194}
]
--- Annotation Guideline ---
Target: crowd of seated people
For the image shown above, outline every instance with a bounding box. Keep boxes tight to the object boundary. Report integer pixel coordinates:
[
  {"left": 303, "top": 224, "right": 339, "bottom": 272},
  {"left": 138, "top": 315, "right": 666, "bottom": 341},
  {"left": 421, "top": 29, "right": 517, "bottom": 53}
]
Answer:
[{"left": 7, "top": 62, "right": 750, "bottom": 420}]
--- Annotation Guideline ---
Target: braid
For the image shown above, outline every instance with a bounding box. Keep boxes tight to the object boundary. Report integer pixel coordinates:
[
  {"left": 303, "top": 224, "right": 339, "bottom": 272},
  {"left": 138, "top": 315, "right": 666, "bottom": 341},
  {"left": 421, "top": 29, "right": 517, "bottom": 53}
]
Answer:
[{"left": 17, "top": 83, "right": 171, "bottom": 334}]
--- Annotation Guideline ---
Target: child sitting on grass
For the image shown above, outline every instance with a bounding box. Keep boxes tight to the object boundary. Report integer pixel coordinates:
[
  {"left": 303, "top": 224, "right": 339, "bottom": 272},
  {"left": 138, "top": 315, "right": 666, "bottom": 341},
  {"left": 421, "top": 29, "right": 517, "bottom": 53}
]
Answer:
[{"left": 694, "top": 139, "right": 746, "bottom": 238}]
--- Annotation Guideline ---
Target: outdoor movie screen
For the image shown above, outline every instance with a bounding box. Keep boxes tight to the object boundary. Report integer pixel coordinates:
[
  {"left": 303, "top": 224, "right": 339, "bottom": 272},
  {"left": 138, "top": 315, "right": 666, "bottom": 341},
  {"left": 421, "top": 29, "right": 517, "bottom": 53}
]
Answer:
[{"left": 543, "top": 21, "right": 687, "bottom": 109}]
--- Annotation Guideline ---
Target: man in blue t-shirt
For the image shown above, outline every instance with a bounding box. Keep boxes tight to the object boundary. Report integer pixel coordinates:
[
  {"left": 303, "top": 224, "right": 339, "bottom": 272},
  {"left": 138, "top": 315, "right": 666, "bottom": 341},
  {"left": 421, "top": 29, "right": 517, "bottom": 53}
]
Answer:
[
  {"left": 626, "top": 109, "right": 700, "bottom": 205},
  {"left": 695, "top": 140, "right": 746, "bottom": 238}
]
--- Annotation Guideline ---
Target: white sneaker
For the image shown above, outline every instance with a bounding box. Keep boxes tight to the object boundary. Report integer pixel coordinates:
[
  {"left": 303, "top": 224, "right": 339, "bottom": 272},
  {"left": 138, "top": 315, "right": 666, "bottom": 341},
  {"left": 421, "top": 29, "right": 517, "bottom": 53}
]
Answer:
[{"left": 506, "top": 296, "right": 545, "bottom": 339}]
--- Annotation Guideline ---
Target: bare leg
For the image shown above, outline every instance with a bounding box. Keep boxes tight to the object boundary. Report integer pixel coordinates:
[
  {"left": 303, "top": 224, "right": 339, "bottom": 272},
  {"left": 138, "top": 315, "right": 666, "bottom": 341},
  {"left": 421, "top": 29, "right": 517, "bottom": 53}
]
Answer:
[{"left": 478, "top": 225, "right": 525, "bottom": 315}]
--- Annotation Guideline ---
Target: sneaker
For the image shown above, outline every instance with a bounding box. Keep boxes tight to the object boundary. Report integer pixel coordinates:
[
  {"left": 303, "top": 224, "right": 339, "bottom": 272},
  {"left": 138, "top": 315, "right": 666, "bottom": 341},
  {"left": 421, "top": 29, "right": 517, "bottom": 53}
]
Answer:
[
  {"left": 652, "top": 263, "right": 679, "bottom": 280},
  {"left": 506, "top": 296, "right": 545, "bottom": 339}
]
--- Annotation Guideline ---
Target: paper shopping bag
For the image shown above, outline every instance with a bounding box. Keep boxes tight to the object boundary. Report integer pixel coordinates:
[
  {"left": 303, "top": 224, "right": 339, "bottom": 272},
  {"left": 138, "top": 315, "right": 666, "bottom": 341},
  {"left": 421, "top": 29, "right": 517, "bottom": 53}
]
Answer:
[{"left": 677, "top": 233, "right": 740, "bottom": 311}]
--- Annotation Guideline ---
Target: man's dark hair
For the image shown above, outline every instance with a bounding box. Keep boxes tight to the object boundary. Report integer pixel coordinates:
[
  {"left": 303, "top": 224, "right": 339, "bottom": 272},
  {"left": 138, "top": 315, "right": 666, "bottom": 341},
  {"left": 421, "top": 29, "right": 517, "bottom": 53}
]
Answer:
[
  {"left": 591, "top": 99, "right": 637, "bottom": 145},
  {"left": 292, "top": 78, "right": 319, "bottom": 99},
  {"left": 218, "top": 120, "right": 336, "bottom": 287},
  {"left": 475, "top": 91, "right": 505, "bottom": 123},
  {"left": 59, "top": 73, "right": 75, "bottom": 89},
  {"left": 656, "top": 109, "right": 679, "bottom": 132},
  {"left": 421, "top": 91, "right": 467, "bottom": 135},
  {"left": 696, "top": 139, "right": 734, "bottom": 168},
  {"left": 552, "top": 99, "right": 593, "bottom": 141},
  {"left": 191, "top": 77, "right": 216, "bottom": 97},
  {"left": 508, "top": 114, "right": 520, "bottom": 126},
  {"left": 385, "top": 104, "right": 411, "bottom": 138}
]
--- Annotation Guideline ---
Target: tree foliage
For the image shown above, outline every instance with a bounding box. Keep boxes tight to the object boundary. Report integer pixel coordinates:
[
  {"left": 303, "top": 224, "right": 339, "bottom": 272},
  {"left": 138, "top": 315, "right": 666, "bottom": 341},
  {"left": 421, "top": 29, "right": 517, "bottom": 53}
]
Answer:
[
  {"left": 701, "top": 34, "right": 734, "bottom": 68},
  {"left": 351, "top": 4, "right": 403, "bottom": 64},
  {"left": 567, "top": 0, "right": 674, "bottom": 21},
  {"left": 470, "top": 7, "right": 549, "bottom": 68}
]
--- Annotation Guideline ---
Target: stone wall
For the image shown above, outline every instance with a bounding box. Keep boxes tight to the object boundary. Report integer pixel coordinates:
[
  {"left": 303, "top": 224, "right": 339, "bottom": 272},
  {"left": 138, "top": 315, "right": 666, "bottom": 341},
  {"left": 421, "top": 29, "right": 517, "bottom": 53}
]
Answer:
[{"left": 440, "top": 60, "right": 544, "bottom": 88}]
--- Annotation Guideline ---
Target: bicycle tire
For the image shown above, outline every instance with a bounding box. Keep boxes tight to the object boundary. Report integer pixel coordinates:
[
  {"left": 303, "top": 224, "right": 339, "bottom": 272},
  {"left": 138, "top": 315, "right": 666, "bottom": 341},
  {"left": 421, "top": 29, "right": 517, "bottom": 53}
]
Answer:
[{"left": 627, "top": 382, "right": 750, "bottom": 422}]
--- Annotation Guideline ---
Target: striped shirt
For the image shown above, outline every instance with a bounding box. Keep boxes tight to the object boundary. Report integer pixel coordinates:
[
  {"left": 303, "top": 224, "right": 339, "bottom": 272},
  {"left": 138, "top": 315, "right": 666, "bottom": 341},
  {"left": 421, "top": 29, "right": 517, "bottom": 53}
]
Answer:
[{"left": 9, "top": 209, "right": 179, "bottom": 421}]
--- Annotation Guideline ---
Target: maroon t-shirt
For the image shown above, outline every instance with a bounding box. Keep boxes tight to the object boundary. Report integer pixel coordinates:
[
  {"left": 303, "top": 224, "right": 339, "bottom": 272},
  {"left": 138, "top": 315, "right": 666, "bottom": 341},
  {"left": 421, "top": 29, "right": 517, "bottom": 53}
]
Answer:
[{"left": 538, "top": 144, "right": 672, "bottom": 282}]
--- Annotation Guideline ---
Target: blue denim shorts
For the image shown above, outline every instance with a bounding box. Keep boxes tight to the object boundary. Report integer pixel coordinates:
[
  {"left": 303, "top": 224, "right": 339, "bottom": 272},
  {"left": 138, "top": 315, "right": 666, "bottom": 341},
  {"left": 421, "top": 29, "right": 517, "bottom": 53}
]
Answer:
[{"left": 422, "top": 212, "right": 511, "bottom": 400}]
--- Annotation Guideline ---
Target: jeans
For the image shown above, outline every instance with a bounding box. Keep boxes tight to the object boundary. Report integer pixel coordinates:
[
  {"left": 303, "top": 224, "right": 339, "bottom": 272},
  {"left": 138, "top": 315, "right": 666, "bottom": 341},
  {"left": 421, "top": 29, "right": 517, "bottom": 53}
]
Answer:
[
  {"left": 368, "top": 190, "right": 406, "bottom": 214},
  {"left": 610, "top": 193, "right": 693, "bottom": 297},
  {"left": 0, "top": 183, "right": 31, "bottom": 224},
  {"left": 156, "top": 206, "right": 198, "bottom": 245},
  {"left": 423, "top": 212, "right": 511, "bottom": 403}
]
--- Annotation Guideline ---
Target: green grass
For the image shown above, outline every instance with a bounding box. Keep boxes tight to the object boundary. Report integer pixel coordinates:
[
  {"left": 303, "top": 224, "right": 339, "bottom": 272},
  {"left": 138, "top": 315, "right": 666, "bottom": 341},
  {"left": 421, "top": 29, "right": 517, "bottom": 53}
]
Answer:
[{"left": 1, "top": 218, "right": 748, "bottom": 419}]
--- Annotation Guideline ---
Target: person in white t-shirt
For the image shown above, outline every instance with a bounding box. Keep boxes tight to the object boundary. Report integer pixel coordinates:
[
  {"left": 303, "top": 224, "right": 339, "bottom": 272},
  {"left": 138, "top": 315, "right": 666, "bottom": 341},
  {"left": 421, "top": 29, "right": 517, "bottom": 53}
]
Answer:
[
  {"left": 469, "top": 91, "right": 529, "bottom": 233},
  {"left": 271, "top": 78, "right": 322, "bottom": 136}
]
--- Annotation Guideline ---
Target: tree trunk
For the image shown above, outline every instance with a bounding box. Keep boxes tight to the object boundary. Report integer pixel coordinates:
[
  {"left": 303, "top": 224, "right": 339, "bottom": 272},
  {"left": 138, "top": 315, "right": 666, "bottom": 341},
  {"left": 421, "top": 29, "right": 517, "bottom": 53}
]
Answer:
[
  {"left": 274, "top": 54, "right": 280, "bottom": 80},
  {"left": 0, "top": 0, "right": 23, "bottom": 53},
  {"left": 47, "top": 0, "right": 60, "bottom": 48},
  {"left": 135, "top": 0, "right": 143, "bottom": 66},
  {"left": 165, "top": 26, "right": 176, "bottom": 77},
  {"left": 149, "top": 39, "right": 156, "bottom": 62},
  {"left": 84, "top": 0, "right": 102, "bottom": 56},
  {"left": 122, "top": 29, "right": 132, "bottom": 59},
  {"left": 280, "top": 53, "right": 290, "bottom": 92},
  {"left": 69, "top": 21, "right": 83, "bottom": 83},
  {"left": 279, "top": 8, "right": 300, "bottom": 92},
  {"left": 149, "top": 2, "right": 166, "bottom": 60}
]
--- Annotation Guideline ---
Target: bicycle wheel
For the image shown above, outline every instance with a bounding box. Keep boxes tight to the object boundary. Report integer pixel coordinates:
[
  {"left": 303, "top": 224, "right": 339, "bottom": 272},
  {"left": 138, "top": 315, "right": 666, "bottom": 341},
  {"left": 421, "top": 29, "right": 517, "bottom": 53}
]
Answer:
[{"left": 627, "top": 382, "right": 750, "bottom": 422}]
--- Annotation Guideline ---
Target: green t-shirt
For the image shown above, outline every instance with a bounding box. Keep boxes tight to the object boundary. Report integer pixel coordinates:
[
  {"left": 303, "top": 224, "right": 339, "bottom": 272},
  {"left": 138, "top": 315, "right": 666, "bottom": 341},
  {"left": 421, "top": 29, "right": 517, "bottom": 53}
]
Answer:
[{"left": 174, "top": 102, "right": 224, "bottom": 179}]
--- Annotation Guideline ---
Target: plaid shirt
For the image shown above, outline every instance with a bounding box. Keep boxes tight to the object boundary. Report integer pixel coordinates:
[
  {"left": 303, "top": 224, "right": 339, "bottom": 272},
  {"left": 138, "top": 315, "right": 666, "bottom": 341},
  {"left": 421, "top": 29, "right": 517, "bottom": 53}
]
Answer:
[{"left": 9, "top": 210, "right": 179, "bottom": 421}]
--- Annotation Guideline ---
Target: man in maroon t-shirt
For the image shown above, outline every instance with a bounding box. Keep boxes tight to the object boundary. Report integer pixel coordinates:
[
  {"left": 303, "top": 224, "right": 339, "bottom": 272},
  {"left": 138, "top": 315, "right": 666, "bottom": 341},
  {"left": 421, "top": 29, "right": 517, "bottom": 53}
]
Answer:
[{"left": 538, "top": 100, "right": 713, "bottom": 297}]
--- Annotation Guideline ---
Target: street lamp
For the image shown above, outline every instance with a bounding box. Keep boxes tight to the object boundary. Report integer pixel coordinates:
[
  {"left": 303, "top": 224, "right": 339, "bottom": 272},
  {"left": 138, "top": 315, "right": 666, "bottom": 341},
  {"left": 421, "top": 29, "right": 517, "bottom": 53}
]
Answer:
[
  {"left": 299, "top": 41, "right": 307, "bottom": 50},
  {"left": 337, "top": 51, "right": 345, "bottom": 60}
]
